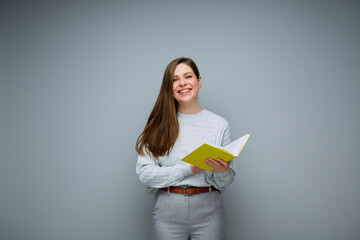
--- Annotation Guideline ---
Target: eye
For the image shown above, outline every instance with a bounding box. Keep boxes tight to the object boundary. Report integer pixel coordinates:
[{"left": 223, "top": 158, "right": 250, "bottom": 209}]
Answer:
[
  {"left": 173, "top": 78, "right": 178, "bottom": 82},
  {"left": 185, "top": 75, "right": 192, "bottom": 79}
]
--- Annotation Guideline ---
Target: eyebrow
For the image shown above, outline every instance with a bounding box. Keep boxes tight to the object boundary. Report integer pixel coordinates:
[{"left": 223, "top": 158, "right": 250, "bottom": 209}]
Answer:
[{"left": 173, "top": 72, "right": 193, "bottom": 77}]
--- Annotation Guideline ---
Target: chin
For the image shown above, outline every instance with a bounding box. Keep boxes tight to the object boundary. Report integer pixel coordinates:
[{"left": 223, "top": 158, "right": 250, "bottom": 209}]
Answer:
[{"left": 176, "top": 95, "right": 194, "bottom": 102}]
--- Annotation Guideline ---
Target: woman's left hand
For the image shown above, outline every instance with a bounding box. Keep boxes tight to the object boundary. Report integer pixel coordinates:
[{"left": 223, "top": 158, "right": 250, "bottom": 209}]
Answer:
[{"left": 205, "top": 158, "right": 230, "bottom": 172}]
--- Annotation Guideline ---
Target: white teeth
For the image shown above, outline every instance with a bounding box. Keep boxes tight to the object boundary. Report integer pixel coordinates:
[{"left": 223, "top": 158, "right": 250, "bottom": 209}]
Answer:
[{"left": 180, "top": 89, "right": 190, "bottom": 93}]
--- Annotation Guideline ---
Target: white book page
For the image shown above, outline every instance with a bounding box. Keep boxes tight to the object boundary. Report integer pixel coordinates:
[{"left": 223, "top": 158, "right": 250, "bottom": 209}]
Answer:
[{"left": 223, "top": 134, "right": 250, "bottom": 156}]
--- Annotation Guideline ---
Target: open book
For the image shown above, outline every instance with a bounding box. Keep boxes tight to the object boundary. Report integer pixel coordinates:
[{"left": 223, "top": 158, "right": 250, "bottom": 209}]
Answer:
[{"left": 181, "top": 133, "right": 251, "bottom": 171}]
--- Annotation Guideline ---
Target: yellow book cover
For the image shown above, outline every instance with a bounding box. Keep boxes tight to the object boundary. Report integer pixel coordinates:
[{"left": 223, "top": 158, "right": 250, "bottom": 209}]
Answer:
[{"left": 181, "top": 133, "right": 251, "bottom": 171}]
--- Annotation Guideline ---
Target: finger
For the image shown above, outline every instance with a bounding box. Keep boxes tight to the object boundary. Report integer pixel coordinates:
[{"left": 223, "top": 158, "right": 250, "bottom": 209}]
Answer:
[
  {"left": 204, "top": 158, "right": 213, "bottom": 166},
  {"left": 195, "top": 166, "right": 204, "bottom": 172},
  {"left": 205, "top": 158, "right": 216, "bottom": 165},
  {"left": 216, "top": 158, "right": 230, "bottom": 167},
  {"left": 206, "top": 158, "right": 223, "bottom": 169},
  {"left": 204, "top": 158, "right": 213, "bottom": 167},
  {"left": 191, "top": 165, "right": 204, "bottom": 172}
]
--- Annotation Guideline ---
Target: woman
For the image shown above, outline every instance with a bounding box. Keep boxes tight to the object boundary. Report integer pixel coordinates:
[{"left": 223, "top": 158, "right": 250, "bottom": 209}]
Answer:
[{"left": 136, "top": 57, "right": 235, "bottom": 240}]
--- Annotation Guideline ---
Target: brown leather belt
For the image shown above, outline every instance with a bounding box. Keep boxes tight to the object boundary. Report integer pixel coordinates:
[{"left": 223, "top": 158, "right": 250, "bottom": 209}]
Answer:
[{"left": 160, "top": 186, "right": 218, "bottom": 195}]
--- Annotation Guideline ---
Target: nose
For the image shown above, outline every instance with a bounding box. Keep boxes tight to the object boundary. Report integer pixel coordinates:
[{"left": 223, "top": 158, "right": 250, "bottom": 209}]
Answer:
[{"left": 179, "top": 77, "right": 186, "bottom": 86}]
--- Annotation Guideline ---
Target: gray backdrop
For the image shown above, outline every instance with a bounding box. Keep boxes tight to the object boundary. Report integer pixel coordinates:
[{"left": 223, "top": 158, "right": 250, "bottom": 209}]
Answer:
[{"left": 1, "top": 0, "right": 359, "bottom": 239}]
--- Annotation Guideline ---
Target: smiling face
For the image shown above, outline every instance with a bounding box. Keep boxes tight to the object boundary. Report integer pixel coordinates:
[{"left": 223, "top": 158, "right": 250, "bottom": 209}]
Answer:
[{"left": 172, "top": 63, "right": 202, "bottom": 107}]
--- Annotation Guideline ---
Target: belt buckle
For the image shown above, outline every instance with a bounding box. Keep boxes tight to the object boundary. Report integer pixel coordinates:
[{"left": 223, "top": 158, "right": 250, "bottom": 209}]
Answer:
[{"left": 183, "top": 187, "right": 190, "bottom": 196}]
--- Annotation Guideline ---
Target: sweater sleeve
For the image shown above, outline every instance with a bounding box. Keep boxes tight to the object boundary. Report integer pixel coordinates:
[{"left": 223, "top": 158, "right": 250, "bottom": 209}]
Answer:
[
  {"left": 136, "top": 153, "right": 193, "bottom": 188},
  {"left": 204, "top": 121, "right": 236, "bottom": 190}
]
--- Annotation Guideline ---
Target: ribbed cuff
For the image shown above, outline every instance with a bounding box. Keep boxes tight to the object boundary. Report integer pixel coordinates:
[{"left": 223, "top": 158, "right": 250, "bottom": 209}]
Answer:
[{"left": 214, "top": 170, "right": 231, "bottom": 179}]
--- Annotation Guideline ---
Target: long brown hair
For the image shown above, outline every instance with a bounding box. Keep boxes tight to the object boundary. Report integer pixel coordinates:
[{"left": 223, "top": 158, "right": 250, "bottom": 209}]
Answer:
[{"left": 136, "top": 57, "right": 200, "bottom": 159}]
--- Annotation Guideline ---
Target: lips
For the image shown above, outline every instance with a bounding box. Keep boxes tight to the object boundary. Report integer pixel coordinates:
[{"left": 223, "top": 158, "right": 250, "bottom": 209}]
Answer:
[{"left": 178, "top": 88, "right": 192, "bottom": 94}]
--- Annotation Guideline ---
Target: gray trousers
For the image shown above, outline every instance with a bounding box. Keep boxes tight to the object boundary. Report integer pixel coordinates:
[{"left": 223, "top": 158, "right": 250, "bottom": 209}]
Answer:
[{"left": 152, "top": 189, "right": 225, "bottom": 240}]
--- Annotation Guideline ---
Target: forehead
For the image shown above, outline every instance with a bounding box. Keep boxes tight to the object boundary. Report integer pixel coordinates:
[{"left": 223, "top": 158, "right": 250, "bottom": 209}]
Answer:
[{"left": 174, "top": 63, "right": 194, "bottom": 76}]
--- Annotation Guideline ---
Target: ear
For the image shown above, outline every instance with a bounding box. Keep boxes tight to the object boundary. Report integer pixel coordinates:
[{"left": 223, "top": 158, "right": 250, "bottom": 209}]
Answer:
[{"left": 198, "top": 76, "right": 202, "bottom": 88}]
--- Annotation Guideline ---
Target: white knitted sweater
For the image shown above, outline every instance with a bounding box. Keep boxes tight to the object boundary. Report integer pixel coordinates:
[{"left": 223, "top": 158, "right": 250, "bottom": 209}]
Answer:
[{"left": 136, "top": 109, "right": 235, "bottom": 194}]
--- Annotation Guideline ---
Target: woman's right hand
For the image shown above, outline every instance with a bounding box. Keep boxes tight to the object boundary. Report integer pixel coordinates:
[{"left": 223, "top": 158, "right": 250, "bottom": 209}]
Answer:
[{"left": 191, "top": 165, "right": 204, "bottom": 173}]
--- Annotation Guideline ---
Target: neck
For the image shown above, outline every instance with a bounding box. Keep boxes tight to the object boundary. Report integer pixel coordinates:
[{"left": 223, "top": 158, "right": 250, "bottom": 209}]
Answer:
[{"left": 177, "top": 101, "right": 202, "bottom": 114}]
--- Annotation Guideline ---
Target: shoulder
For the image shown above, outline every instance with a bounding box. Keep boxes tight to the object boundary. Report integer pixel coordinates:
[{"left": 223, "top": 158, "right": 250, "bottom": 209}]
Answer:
[{"left": 202, "top": 109, "right": 229, "bottom": 129}]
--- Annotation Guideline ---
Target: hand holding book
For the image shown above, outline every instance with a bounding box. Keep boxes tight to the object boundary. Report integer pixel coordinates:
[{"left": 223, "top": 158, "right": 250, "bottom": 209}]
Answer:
[{"left": 182, "top": 133, "right": 251, "bottom": 171}]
